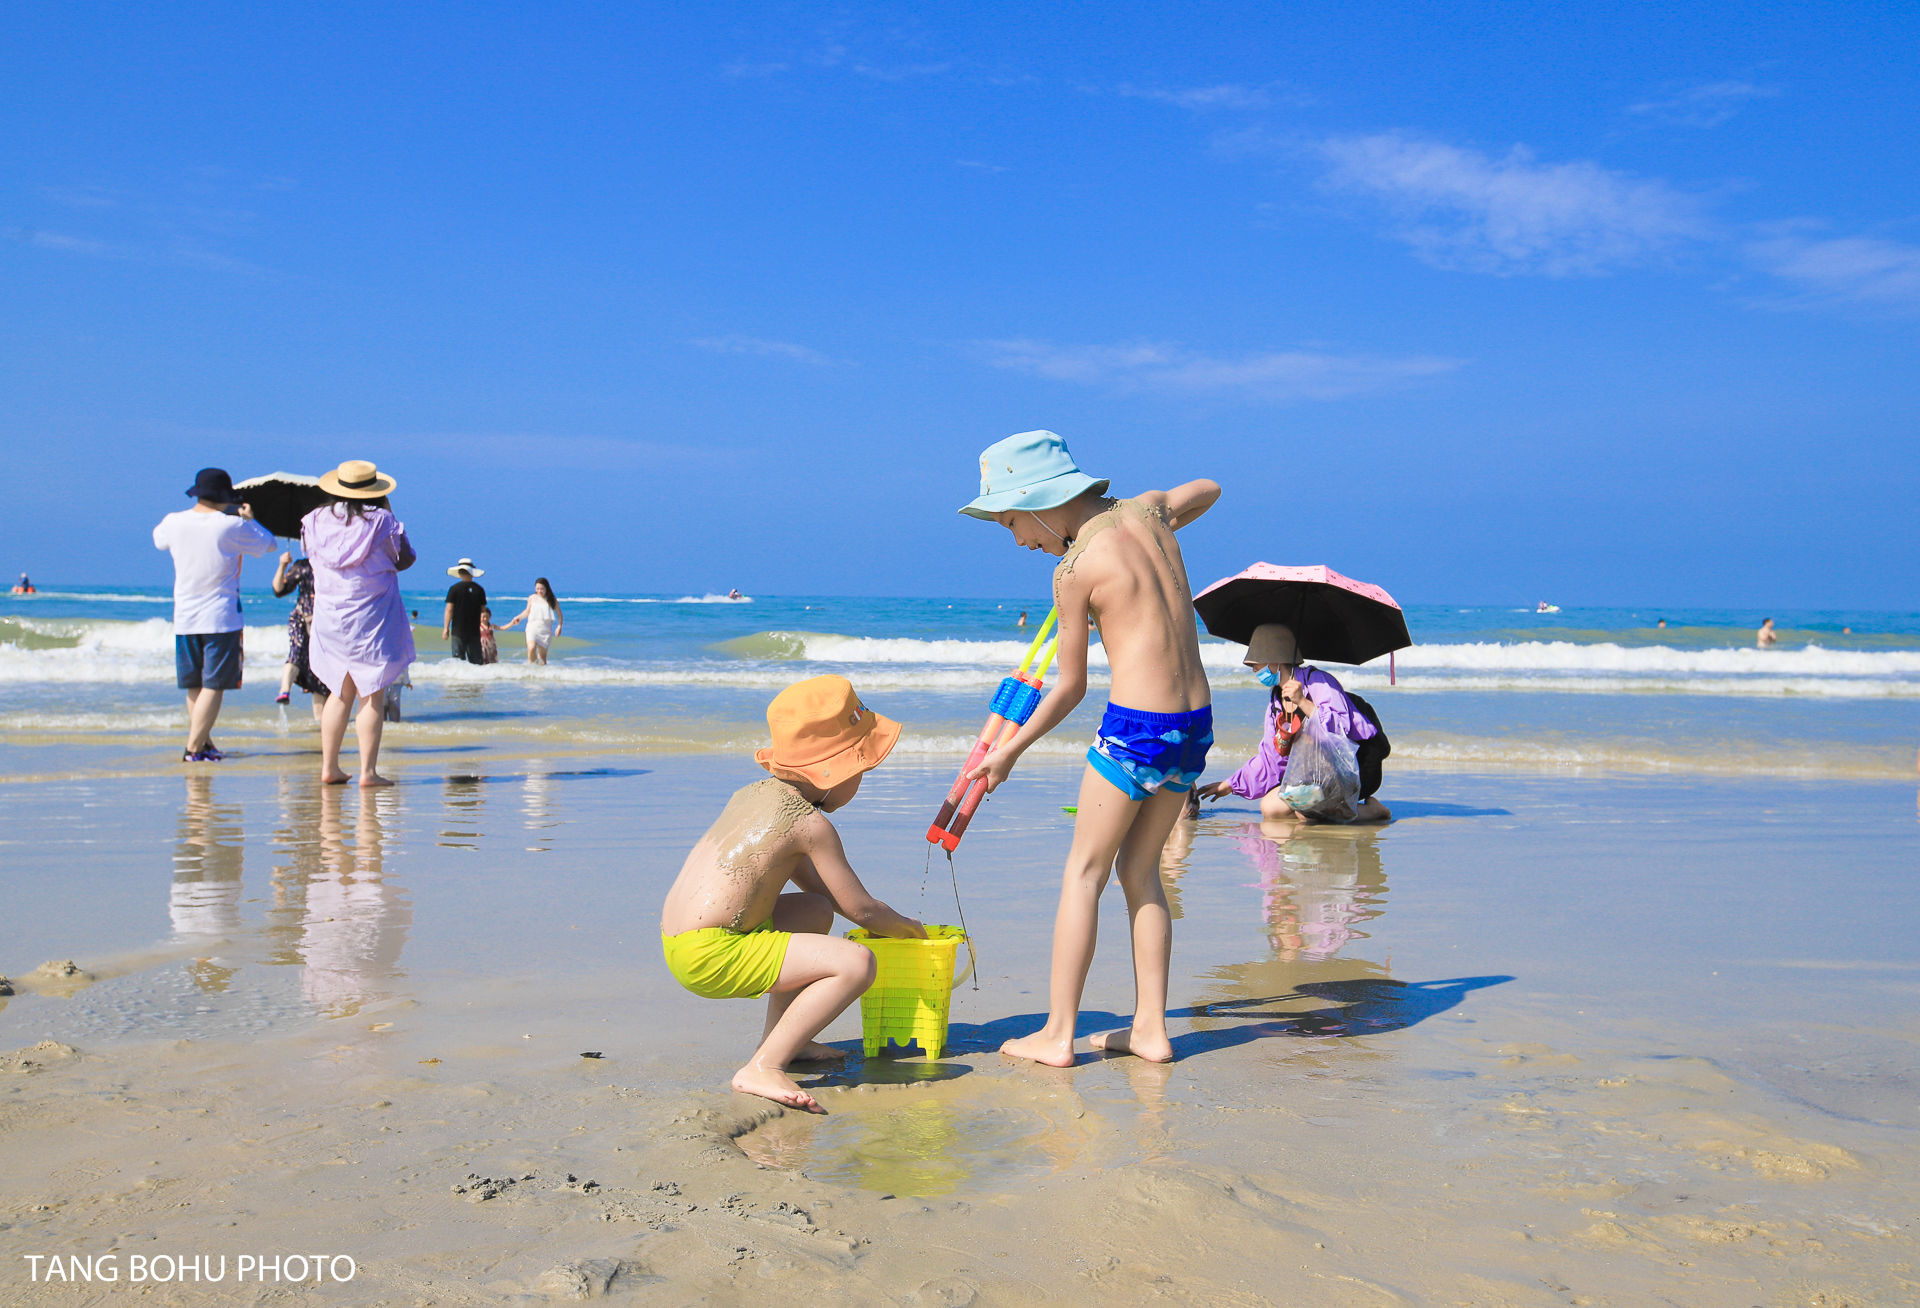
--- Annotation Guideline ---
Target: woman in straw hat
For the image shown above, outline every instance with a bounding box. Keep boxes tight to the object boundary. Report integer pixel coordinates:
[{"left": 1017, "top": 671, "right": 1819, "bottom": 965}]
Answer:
[{"left": 301, "top": 460, "right": 417, "bottom": 787}]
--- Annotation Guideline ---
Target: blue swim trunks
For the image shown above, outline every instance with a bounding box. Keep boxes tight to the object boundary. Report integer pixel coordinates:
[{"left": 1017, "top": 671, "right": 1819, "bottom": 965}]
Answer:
[{"left": 1087, "top": 703, "right": 1213, "bottom": 801}]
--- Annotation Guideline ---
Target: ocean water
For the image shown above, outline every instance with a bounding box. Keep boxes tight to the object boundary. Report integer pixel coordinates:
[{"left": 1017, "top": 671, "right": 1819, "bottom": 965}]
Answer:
[{"left": 5, "top": 587, "right": 1920, "bottom": 778}]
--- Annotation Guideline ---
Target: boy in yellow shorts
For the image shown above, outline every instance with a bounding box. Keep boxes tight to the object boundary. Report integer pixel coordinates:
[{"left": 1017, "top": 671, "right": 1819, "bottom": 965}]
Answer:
[{"left": 661, "top": 675, "right": 924, "bottom": 1112}]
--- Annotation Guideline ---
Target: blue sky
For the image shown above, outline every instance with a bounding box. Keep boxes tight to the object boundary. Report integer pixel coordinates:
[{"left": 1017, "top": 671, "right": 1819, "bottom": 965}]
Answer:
[{"left": 3, "top": 3, "right": 1917, "bottom": 607}]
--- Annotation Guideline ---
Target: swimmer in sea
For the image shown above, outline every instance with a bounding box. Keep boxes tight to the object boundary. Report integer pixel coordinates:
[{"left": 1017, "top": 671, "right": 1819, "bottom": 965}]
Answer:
[
  {"left": 959, "top": 429, "right": 1220, "bottom": 1066},
  {"left": 660, "top": 676, "right": 924, "bottom": 1112}
]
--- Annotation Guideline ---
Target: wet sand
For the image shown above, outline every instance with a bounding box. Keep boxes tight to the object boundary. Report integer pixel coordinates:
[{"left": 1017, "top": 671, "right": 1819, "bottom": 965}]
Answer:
[{"left": 3, "top": 749, "right": 1918, "bottom": 1304}]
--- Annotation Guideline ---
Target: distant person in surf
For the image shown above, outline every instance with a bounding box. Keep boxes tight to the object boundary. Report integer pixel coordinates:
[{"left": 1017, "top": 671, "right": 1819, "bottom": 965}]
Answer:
[
  {"left": 1191, "top": 623, "right": 1392, "bottom": 824},
  {"left": 153, "top": 468, "right": 277, "bottom": 762},
  {"left": 498, "top": 577, "right": 562, "bottom": 665},
  {"left": 442, "top": 559, "right": 487, "bottom": 664},
  {"left": 960, "top": 429, "right": 1220, "bottom": 1067},
  {"left": 10, "top": 573, "right": 32, "bottom": 595},
  {"left": 659, "top": 676, "right": 924, "bottom": 1112},
  {"left": 478, "top": 607, "right": 499, "bottom": 665},
  {"left": 1757, "top": 617, "right": 1779, "bottom": 648},
  {"left": 271, "top": 550, "right": 328, "bottom": 720}
]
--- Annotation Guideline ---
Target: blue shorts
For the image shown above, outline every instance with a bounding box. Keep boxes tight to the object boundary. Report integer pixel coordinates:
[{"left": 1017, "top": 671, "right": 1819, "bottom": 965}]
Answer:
[
  {"left": 175, "top": 631, "right": 244, "bottom": 691},
  {"left": 1087, "top": 703, "right": 1213, "bottom": 801}
]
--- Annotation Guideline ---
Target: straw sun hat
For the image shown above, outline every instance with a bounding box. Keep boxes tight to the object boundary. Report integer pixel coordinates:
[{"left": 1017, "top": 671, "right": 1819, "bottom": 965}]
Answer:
[
  {"left": 318, "top": 459, "right": 397, "bottom": 499},
  {"left": 755, "top": 676, "right": 902, "bottom": 789}
]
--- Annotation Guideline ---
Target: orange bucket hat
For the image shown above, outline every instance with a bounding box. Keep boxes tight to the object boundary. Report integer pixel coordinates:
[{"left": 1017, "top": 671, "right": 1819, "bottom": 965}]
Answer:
[{"left": 755, "top": 676, "right": 903, "bottom": 788}]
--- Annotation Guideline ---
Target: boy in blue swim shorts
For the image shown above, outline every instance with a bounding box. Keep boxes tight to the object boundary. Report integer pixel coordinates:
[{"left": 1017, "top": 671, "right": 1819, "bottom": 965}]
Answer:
[{"left": 960, "top": 430, "right": 1220, "bottom": 1066}]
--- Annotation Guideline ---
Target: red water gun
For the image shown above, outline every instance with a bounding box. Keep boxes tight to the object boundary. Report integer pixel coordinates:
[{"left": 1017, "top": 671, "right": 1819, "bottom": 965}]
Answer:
[{"left": 926, "top": 608, "right": 1059, "bottom": 851}]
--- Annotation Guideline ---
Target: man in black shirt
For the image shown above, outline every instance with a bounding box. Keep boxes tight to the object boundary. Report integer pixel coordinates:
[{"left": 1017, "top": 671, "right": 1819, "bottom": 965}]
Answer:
[{"left": 443, "top": 558, "right": 488, "bottom": 663}]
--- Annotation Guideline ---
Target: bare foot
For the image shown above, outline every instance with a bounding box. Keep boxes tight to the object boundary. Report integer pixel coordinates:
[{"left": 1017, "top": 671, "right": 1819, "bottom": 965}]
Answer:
[
  {"left": 1090, "top": 1027, "right": 1174, "bottom": 1063},
  {"left": 321, "top": 769, "right": 351, "bottom": 785},
  {"left": 731, "top": 1064, "right": 823, "bottom": 1113},
  {"left": 1000, "top": 1030, "right": 1076, "bottom": 1068},
  {"left": 358, "top": 772, "right": 394, "bottom": 789},
  {"left": 789, "top": 1041, "right": 847, "bottom": 1063}
]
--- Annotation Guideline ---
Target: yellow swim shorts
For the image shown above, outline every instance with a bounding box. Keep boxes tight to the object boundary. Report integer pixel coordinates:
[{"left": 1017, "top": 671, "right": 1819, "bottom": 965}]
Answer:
[{"left": 661, "top": 922, "right": 792, "bottom": 1000}]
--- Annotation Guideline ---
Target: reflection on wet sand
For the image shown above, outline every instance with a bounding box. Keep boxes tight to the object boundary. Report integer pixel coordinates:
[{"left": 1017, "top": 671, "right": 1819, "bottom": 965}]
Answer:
[
  {"left": 738, "top": 1077, "right": 1090, "bottom": 1199},
  {"left": 1235, "top": 820, "right": 1386, "bottom": 962},
  {"left": 522, "top": 765, "right": 557, "bottom": 853},
  {"left": 1183, "top": 820, "right": 1509, "bottom": 1058},
  {"left": 281, "top": 787, "right": 414, "bottom": 1018},
  {"left": 440, "top": 774, "right": 484, "bottom": 850},
  {"left": 171, "top": 773, "right": 244, "bottom": 992},
  {"left": 267, "top": 771, "right": 323, "bottom": 968}
]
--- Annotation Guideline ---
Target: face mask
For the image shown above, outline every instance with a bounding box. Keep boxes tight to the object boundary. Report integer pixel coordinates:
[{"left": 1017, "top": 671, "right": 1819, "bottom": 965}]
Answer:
[{"left": 1255, "top": 667, "right": 1281, "bottom": 688}]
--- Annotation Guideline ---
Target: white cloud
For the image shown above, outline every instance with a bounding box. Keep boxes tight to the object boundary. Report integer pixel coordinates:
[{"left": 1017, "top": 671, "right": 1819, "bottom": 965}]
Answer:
[
  {"left": 406, "top": 432, "right": 730, "bottom": 469},
  {"left": 1315, "top": 133, "right": 1706, "bottom": 276},
  {"left": 1627, "top": 80, "right": 1779, "bottom": 129},
  {"left": 956, "top": 159, "right": 1008, "bottom": 174},
  {"left": 1747, "top": 232, "right": 1920, "bottom": 311},
  {"left": 976, "top": 339, "right": 1462, "bottom": 401},
  {"left": 1116, "top": 82, "right": 1276, "bottom": 111},
  {"left": 40, "top": 184, "right": 119, "bottom": 209},
  {"left": 691, "top": 335, "right": 839, "bottom": 366},
  {"left": 4, "top": 228, "right": 124, "bottom": 257}
]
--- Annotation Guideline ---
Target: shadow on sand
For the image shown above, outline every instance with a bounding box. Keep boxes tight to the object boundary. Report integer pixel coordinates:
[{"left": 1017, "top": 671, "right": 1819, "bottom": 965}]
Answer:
[{"left": 943, "top": 975, "right": 1512, "bottom": 1062}]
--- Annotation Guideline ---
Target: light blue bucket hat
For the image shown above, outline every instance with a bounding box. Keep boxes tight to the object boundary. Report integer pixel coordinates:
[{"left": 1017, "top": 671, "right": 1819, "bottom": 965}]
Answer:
[{"left": 959, "top": 430, "right": 1110, "bottom": 520}]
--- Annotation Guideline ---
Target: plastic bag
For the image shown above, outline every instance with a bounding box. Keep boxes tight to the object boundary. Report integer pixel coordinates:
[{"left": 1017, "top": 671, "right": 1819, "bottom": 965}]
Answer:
[{"left": 1277, "top": 716, "right": 1361, "bottom": 823}]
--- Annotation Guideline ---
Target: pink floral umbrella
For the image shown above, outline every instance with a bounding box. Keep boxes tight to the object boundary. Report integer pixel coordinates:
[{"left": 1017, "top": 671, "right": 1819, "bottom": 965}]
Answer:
[{"left": 1193, "top": 563, "right": 1412, "bottom": 673}]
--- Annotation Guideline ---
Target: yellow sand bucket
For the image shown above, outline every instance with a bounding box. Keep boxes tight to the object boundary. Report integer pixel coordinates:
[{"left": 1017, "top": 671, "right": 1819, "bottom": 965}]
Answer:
[{"left": 847, "top": 925, "right": 975, "bottom": 1059}]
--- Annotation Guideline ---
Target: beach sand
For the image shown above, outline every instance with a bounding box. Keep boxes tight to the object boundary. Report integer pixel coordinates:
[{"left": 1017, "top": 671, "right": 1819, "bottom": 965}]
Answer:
[{"left": 3, "top": 743, "right": 1918, "bottom": 1304}]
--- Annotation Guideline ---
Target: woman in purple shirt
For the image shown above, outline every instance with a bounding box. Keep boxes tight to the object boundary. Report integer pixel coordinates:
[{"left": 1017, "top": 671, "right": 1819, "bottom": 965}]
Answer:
[
  {"left": 301, "top": 460, "right": 417, "bottom": 788},
  {"left": 1192, "top": 623, "right": 1392, "bottom": 822}
]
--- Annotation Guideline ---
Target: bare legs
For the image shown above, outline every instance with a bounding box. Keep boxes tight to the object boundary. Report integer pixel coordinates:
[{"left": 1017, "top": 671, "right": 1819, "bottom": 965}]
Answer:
[
  {"left": 730, "top": 892, "right": 870, "bottom": 1113},
  {"left": 1000, "top": 770, "right": 1186, "bottom": 1067},
  {"left": 184, "top": 688, "right": 223, "bottom": 755},
  {"left": 1261, "top": 788, "right": 1392, "bottom": 823},
  {"left": 318, "top": 672, "right": 391, "bottom": 787},
  {"left": 1089, "top": 786, "right": 1188, "bottom": 1062},
  {"left": 526, "top": 637, "right": 548, "bottom": 666}
]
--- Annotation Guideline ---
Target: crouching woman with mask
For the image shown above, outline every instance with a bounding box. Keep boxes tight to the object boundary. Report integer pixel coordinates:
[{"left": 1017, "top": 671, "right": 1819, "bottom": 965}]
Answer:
[{"left": 1190, "top": 623, "right": 1391, "bottom": 823}]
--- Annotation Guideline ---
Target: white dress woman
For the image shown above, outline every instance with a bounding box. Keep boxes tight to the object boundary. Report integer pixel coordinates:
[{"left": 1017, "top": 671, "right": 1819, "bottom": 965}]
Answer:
[{"left": 499, "top": 577, "right": 562, "bottom": 665}]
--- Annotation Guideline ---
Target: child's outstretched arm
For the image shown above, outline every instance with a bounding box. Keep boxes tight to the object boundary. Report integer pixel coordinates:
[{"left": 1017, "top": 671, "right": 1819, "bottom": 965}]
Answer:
[
  {"left": 967, "top": 568, "right": 1091, "bottom": 793},
  {"left": 794, "top": 813, "right": 925, "bottom": 938},
  {"left": 1156, "top": 478, "right": 1222, "bottom": 529}
]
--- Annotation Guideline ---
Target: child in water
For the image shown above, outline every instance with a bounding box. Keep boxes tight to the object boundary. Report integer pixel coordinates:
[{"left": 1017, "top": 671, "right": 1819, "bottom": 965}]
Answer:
[
  {"left": 478, "top": 607, "right": 499, "bottom": 665},
  {"left": 660, "top": 675, "right": 924, "bottom": 1112},
  {"left": 961, "top": 430, "right": 1220, "bottom": 1065}
]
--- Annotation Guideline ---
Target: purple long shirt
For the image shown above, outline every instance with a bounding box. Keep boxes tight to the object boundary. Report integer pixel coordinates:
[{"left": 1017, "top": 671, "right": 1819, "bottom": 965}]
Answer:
[
  {"left": 301, "top": 504, "right": 417, "bottom": 696},
  {"left": 1224, "top": 665, "right": 1377, "bottom": 799}
]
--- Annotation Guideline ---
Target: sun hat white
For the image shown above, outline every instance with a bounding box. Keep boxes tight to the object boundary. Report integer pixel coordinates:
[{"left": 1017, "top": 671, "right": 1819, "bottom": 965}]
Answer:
[
  {"left": 959, "top": 430, "right": 1110, "bottom": 520},
  {"left": 446, "top": 557, "right": 485, "bottom": 578}
]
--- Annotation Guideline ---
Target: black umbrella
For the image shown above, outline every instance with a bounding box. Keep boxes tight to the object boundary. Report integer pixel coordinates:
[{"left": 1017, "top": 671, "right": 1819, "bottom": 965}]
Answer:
[
  {"left": 234, "top": 473, "right": 330, "bottom": 540},
  {"left": 1192, "top": 563, "right": 1412, "bottom": 666}
]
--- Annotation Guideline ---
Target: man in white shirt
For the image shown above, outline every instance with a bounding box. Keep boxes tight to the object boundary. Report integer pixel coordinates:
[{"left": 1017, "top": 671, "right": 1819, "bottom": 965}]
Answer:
[{"left": 153, "top": 468, "right": 277, "bottom": 761}]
